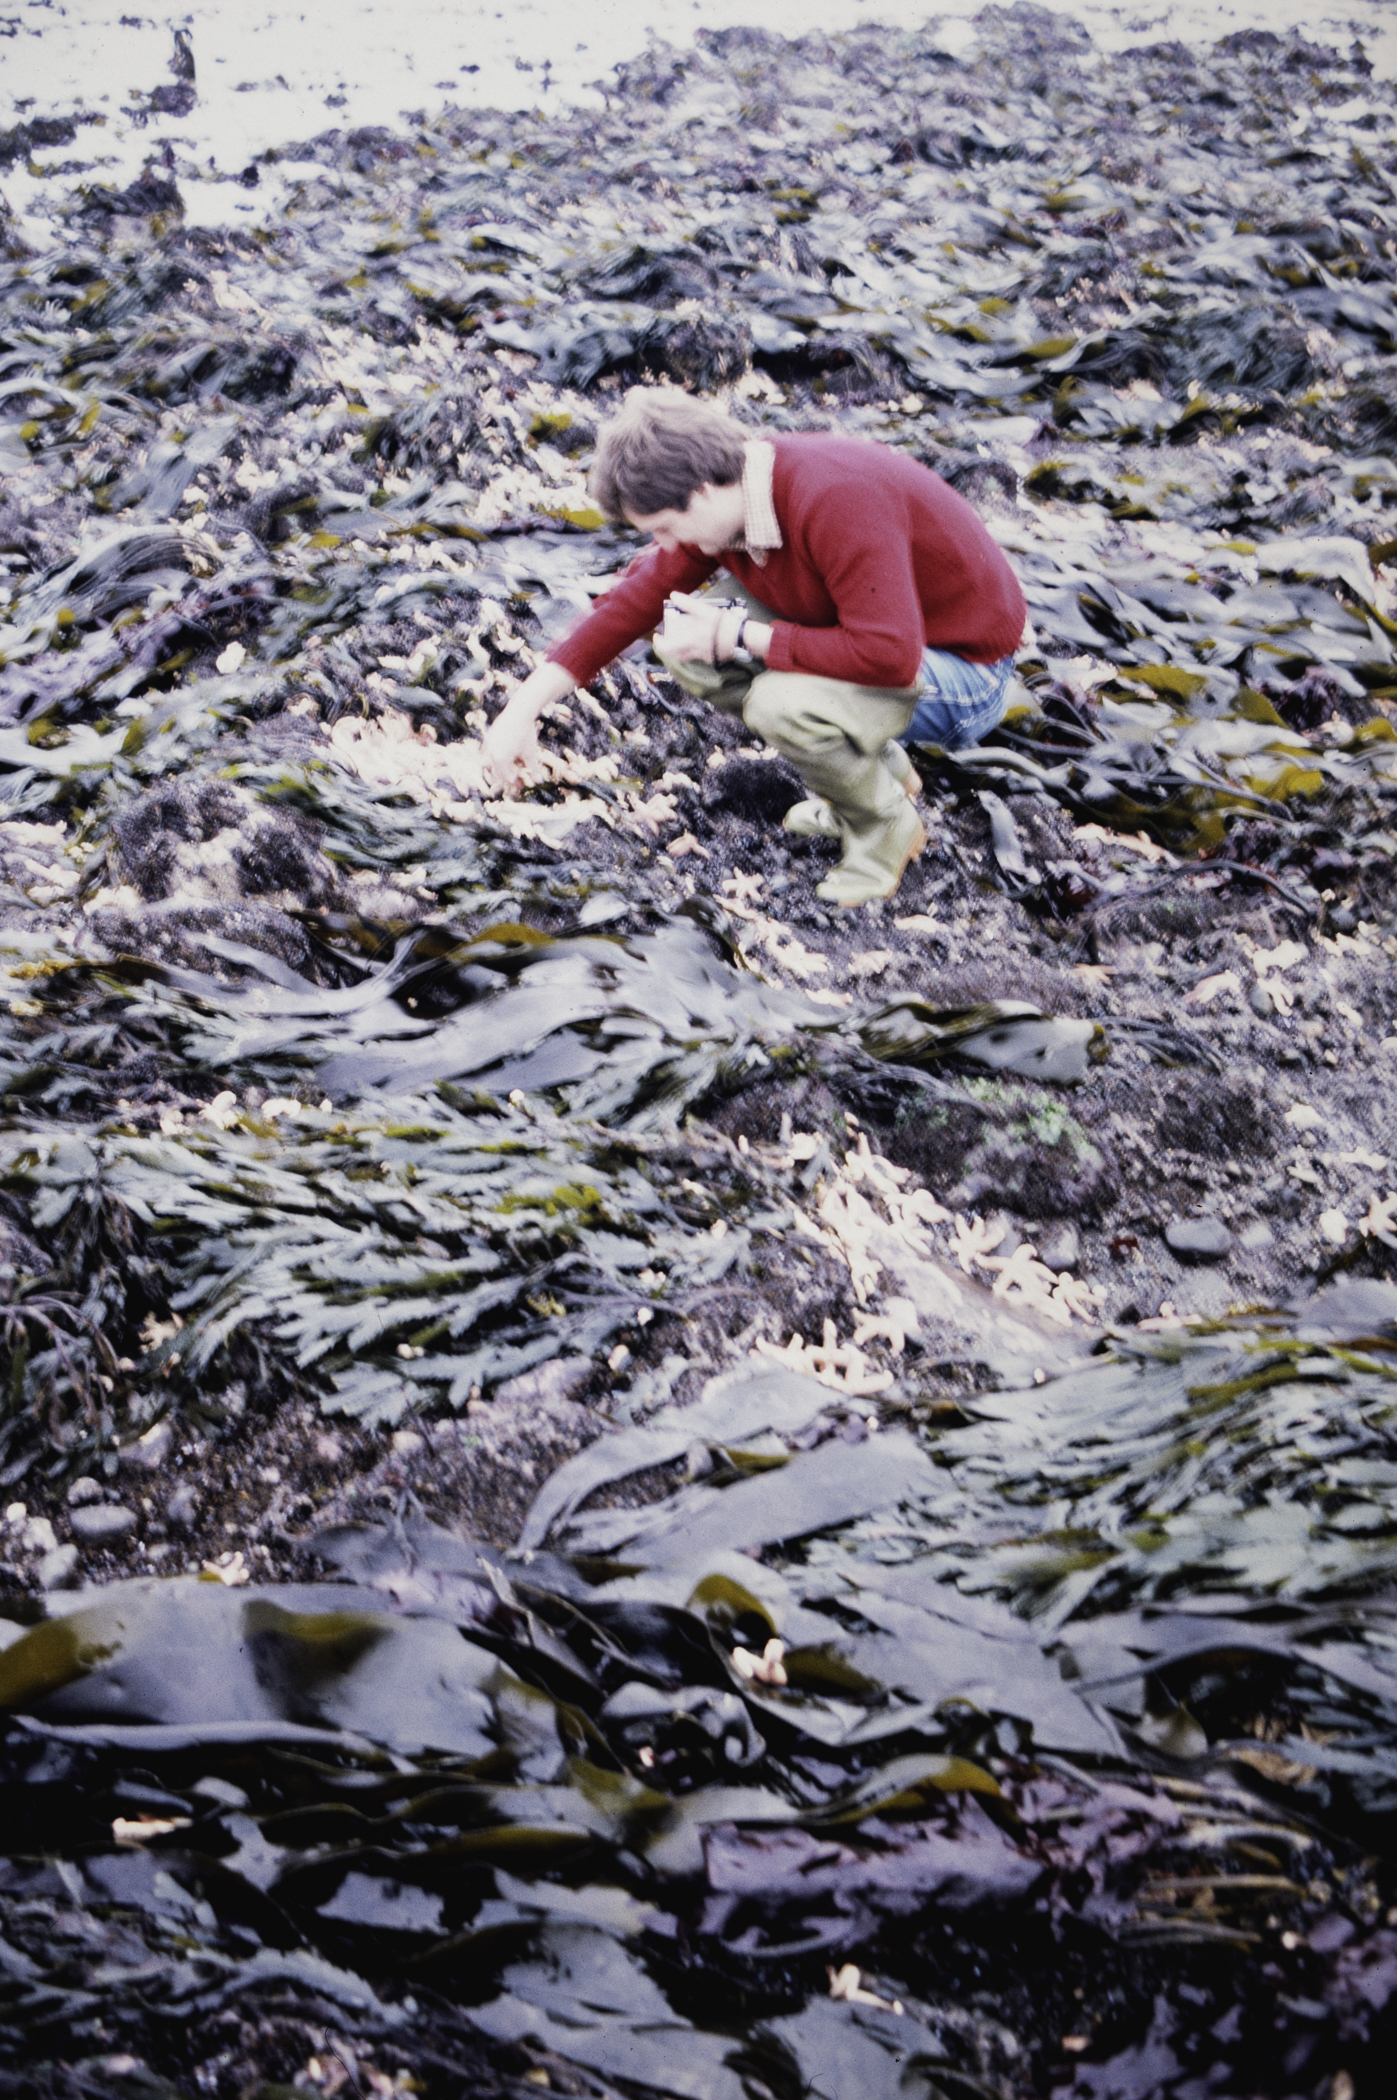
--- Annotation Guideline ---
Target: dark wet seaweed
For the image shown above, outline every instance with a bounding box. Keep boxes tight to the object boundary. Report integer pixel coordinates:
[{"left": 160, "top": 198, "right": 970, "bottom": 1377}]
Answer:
[
  {"left": 5, "top": 1326, "right": 1397, "bottom": 2098},
  {"left": 4, "top": 6, "right": 1397, "bottom": 2095}
]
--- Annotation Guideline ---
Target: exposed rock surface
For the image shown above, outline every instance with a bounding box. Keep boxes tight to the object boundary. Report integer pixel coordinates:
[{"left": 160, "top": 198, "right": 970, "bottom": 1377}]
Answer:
[{"left": 1164, "top": 1213, "right": 1233, "bottom": 1260}]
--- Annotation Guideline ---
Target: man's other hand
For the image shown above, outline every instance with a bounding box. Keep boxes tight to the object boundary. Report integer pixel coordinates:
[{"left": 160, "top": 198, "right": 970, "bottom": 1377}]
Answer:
[{"left": 662, "top": 594, "right": 743, "bottom": 664}]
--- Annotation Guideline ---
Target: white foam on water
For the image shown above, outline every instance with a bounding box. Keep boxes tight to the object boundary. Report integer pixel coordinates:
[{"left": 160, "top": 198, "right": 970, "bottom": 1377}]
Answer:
[{"left": 1, "top": 0, "right": 1394, "bottom": 237}]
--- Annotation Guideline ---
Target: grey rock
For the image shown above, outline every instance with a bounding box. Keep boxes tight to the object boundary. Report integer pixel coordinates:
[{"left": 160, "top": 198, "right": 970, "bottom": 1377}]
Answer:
[
  {"left": 20, "top": 1516, "right": 57, "bottom": 1556},
  {"left": 1296, "top": 1277, "right": 1397, "bottom": 1337},
  {"left": 1248, "top": 983, "right": 1273, "bottom": 1020},
  {"left": 69, "top": 1502, "right": 137, "bottom": 1544},
  {"left": 1165, "top": 1215, "right": 1232, "bottom": 1262},
  {"left": 1239, "top": 1219, "right": 1275, "bottom": 1252},
  {"left": 494, "top": 1358, "right": 593, "bottom": 1410},
  {"left": 166, "top": 1482, "right": 199, "bottom": 1529},
  {"left": 66, "top": 1475, "right": 103, "bottom": 1506},
  {"left": 685, "top": 1440, "right": 716, "bottom": 1480},
  {"left": 1037, "top": 1222, "right": 1080, "bottom": 1273},
  {"left": 38, "top": 1543, "right": 81, "bottom": 1590},
  {"left": 121, "top": 1418, "right": 173, "bottom": 1472}
]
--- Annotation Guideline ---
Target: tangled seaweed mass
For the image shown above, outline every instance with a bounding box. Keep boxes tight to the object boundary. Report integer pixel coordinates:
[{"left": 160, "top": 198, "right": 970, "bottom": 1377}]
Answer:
[{"left": 5, "top": 8, "right": 1397, "bottom": 2096}]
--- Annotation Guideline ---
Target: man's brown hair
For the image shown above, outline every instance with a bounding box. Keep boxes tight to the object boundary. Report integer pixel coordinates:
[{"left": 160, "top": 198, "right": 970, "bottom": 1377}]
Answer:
[{"left": 589, "top": 388, "right": 747, "bottom": 520}]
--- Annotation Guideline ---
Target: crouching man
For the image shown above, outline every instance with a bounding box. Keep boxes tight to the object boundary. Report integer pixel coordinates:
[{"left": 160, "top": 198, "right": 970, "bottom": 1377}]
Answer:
[{"left": 481, "top": 390, "right": 1027, "bottom": 907}]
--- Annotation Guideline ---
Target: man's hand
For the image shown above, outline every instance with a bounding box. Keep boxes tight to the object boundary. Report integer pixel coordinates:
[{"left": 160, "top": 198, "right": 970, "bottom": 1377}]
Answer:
[
  {"left": 480, "top": 707, "right": 545, "bottom": 796},
  {"left": 661, "top": 593, "right": 744, "bottom": 664},
  {"left": 478, "top": 660, "right": 577, "bottom": 797}
]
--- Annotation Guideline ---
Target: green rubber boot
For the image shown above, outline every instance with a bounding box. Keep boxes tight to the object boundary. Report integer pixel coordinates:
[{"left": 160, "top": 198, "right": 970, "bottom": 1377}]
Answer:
[
  {"left": 882, "top": 740, "right": 922, "bottom": 797},
  {"left": 782, "top": 797, "right": 841, "bottom": 839},
  {"left": 784, "top": 753, "right": 921, "bottom": 840},
  {"left": 741, "top": 667, "right": 923, "bottom": 905},
  {"left": 816, "top": 795, "right": 927, "bottom": 908}
]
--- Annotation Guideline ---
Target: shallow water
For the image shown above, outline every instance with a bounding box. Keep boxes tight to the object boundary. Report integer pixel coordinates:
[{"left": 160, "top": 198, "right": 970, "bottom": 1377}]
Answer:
[{"left": 3, "top": 0, "right": 1396, "bottom": 244}]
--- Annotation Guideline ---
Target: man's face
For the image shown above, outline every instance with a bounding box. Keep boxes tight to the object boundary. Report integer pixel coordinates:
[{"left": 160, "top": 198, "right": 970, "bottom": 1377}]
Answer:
[{"left": 625, "top": 480, "right": 742, "bottom": 556}]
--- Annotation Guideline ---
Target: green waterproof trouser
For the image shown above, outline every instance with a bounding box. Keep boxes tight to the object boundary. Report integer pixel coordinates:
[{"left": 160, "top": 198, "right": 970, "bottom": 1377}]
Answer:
[{"left": 653, "top": 582, "right": 919, "bottom": 836}]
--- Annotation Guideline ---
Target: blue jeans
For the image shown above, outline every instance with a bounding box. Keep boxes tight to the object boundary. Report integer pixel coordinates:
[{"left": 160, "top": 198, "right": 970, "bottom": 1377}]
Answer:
[{"left": 903, "top": 646, "right": 1015, "bottom": 751}]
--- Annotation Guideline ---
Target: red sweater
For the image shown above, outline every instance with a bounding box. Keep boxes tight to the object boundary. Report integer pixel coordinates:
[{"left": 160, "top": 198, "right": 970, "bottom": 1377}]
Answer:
[{"left": 548, "top": 432, "right": 1026, "bottom": 691}]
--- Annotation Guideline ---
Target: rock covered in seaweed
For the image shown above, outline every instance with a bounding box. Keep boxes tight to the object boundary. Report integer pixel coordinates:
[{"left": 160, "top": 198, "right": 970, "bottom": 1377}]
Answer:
[{"left": 1, "top": 11, "right": 1397, "bottom": 2096}]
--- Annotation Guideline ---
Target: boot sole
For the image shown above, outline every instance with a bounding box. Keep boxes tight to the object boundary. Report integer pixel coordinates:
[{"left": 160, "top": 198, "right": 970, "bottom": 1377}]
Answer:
[{"left": 826, "top": 814, "right": 928, "bottom": 909}]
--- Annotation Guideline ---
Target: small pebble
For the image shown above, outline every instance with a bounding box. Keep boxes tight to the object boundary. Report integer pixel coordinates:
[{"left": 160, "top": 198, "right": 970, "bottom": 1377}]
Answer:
[
  {"left": 1239, "top": 1219, "right": 1275, "bottom": 1252},
  {"left": 69, "top": 1504, "right": 138, "bottom": 1544},
  {"left": 1038, "top": 1222, "right": 1080, "bottom": 1273},
  {"left": 22, "top": 1517, "right": 57, "bottom": 1556},
  {"left": 494, "top": 1359, "right": 593, "bottom": 1409},
  {"left": 38, "top": 1543, "right": 81, "bottom": 1590},
  {"left": 121, "top": 1420, "right": 173, "bottom": 1473},
  {"left": 685, "top": 1440, "right": 715, "bottom": 1480},
  {"left": 166, "top": 1483, "right": 199, "bottom": 1529},
  {"left": 1164, "top": 1216, "right": 1232, "bottom": 1262},
  {"left": 66, "top": 1476, "right": 103, "bottom": 1507}
]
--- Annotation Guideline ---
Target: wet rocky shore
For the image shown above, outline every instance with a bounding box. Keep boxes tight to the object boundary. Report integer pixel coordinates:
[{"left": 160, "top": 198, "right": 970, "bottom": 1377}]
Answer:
[{"left": 2, "top": 10, "right": 1397, "bottom": 2098}]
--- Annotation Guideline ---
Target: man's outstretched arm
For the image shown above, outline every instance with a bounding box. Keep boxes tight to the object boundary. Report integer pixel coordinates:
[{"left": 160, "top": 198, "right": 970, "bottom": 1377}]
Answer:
[
  {"left": 482, "top": 541, "right": 719, "bottom": 793},
  {"left": 480, "top": 659, "right": 577, "bottom": 794}
]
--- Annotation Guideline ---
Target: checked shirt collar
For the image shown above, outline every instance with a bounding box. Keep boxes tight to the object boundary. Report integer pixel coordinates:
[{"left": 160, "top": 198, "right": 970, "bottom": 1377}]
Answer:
[{"left": 738, "top": 439, "right": 781, "bottom": 565}]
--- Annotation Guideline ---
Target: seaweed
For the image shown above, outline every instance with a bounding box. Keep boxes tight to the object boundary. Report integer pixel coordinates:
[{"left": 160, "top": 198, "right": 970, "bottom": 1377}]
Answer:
[
  {"left": 4, "top": 1321, "right": 1397, "bottom": 2098},
  {"left": 3, "top": 8, "right": 1397, "bottom": 2094}
]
